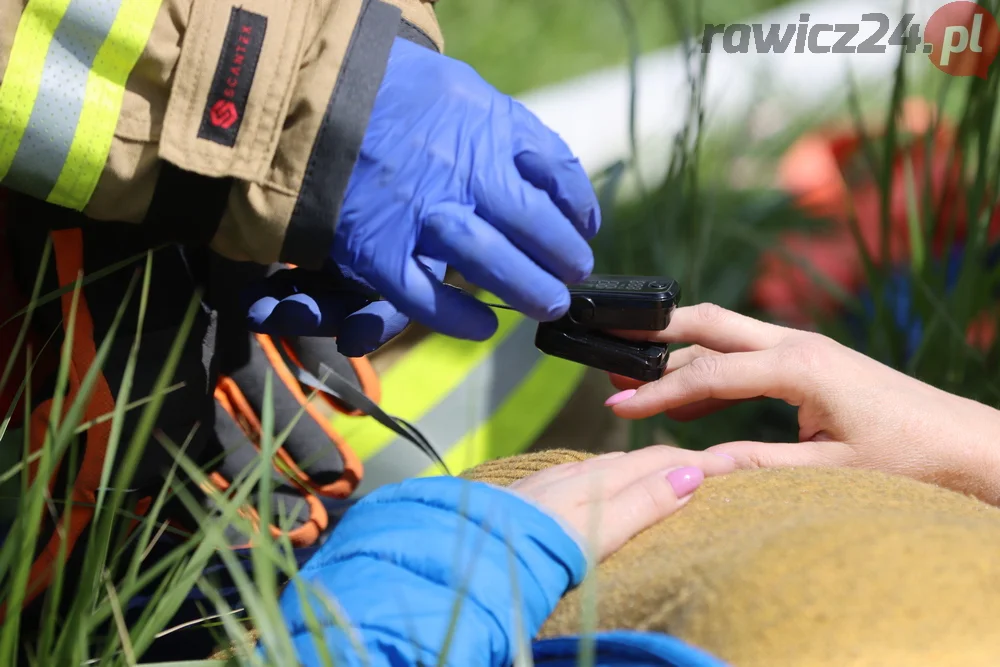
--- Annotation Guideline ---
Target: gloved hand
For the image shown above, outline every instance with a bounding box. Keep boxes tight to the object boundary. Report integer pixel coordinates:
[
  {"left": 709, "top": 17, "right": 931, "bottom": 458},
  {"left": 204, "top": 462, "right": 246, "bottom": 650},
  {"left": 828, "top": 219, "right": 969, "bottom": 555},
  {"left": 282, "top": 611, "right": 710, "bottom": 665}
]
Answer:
[
  {"left": 196, "top": 331, "right": 379, "bottom": 548},
  {"left": 248, "top": 37, "right": 600, "bottom": 354},
  {"left": 244, "top": 258, "right": 446, "bottom": 357}
]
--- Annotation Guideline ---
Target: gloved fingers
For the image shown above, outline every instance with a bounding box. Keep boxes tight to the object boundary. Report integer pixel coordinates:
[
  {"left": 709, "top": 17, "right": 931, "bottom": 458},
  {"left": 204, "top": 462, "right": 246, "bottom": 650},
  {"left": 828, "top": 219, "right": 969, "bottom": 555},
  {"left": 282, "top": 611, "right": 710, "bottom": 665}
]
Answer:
[
  {"left": 208, "top": 392, "right": 328, "bottom": 548},
  {"left": 243, "top": 269, "right": 375, "bottom": 337},
  {"left": 333, "top": 256, "right": 446, "bottom": 356},
  {"left": 473, "top": 160, "right": 594, "bottom": 285},
  {"left": 419, "top": 202, "right": 571, "bottom": 321},
  {"left": 227, "top": 335, "right": 362, "bottom": 497},
  {"left": 335, "top": 300, "right": 411, "bottom": 358},
  {"left": 282, "top": 335, "right": 381, "bottom": 414},
  {"left": 367, "top": 255, "right": 498, "bottom": 341},
  {"left": 510, "top": 101, "right": 602, "bottom": 240}
]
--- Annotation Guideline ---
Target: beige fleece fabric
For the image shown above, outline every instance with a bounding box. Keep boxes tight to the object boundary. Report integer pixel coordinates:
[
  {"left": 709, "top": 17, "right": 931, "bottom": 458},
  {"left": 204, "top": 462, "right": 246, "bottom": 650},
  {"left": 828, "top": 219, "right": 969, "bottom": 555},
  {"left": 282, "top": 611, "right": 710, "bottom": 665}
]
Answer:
[{"left": 462, "top": 449, "right": 1000, "bottom": 666}]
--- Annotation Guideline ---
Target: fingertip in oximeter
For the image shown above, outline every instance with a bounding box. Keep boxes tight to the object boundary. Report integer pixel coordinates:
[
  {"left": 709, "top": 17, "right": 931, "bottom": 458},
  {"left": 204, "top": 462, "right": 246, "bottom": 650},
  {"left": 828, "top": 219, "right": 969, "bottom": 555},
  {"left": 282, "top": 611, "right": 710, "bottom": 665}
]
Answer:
[{"left": 534, "top": 274, "right": 679, "bottom": 382}]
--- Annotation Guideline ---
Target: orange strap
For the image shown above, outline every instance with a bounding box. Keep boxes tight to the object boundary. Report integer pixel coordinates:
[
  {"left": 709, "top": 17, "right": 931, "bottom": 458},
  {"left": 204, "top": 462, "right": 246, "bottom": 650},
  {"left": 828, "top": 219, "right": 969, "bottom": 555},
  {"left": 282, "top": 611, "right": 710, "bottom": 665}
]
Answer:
[
  {"left": 249, "top": 334, "right": 364, "bottom": 497},
  {"left": 211, "top": 385, "right": 328, "bottom": 548},
  {"left": 14, "top": 229, "right": 123, "bottom": 611}
]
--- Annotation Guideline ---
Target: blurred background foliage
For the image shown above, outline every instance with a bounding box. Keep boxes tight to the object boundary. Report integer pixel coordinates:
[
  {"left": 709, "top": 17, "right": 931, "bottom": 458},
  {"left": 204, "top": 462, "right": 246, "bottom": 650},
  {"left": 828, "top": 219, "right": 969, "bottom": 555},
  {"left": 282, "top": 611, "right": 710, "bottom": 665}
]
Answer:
[
  {"left": 447, "top": 0, "right": 1000, "bottom": 451},
  {"left": 436, "top": 0, "right": 793, "bottom": 94}
]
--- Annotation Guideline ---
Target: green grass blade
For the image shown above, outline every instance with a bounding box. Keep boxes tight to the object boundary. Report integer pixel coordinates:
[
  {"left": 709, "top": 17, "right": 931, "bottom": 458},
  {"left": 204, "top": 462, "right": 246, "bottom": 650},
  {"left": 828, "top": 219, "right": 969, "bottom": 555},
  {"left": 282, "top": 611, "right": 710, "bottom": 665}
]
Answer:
[
  {"left": 0, "top": 238, "right": 51, "bottom": 410},
  {"left": 93, "top": 254, "right": 153, "bottom": 521},
  {"left": 0, "top": 247, "right": 161, "bottom": 331},
  {"left": 0, "top": 275, "right": 90, "bottom": 663}
]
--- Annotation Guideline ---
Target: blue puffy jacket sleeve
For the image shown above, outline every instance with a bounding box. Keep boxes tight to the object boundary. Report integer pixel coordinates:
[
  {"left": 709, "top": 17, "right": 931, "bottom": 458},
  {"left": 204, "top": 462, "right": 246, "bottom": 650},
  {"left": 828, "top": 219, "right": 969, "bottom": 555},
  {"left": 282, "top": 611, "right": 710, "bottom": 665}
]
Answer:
[{"left": 269, "top": 476, "right": 588, "bottom": 666}]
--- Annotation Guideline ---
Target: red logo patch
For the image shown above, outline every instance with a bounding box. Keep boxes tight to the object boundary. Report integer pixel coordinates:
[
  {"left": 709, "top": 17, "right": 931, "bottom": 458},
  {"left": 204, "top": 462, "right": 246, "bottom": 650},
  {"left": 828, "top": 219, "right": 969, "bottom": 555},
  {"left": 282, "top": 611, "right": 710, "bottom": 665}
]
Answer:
[
  {"left": 209, "top": 100, "right": 239, "bottom": 129},
  {"left": 198, "top": 8, "right": 267, "bottom": 147}
]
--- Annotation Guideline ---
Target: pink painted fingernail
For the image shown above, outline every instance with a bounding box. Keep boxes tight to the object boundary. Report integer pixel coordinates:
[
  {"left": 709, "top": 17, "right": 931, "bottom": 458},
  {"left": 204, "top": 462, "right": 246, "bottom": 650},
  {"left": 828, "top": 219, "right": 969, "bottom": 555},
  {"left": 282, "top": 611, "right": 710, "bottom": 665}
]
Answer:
[
  {"left": 604, "top": 389, "right": 636, "bottom": 406},
  {"left": 666, "top": 467, "right": 704, "bottom": 498}
]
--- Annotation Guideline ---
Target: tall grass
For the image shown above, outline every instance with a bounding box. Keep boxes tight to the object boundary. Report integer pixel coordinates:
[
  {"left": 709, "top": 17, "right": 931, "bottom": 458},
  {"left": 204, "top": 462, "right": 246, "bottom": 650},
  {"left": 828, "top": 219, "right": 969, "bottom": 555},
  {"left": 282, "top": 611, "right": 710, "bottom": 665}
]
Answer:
[
  {"left": 829, "top": 15, "right": 1000, "bottom": 406},
  {"left": 0, "top": 250, "right": 351, "bottom": 665},
  {"left": 597, "top": 1, "right": 1000, "bottom": 450}
]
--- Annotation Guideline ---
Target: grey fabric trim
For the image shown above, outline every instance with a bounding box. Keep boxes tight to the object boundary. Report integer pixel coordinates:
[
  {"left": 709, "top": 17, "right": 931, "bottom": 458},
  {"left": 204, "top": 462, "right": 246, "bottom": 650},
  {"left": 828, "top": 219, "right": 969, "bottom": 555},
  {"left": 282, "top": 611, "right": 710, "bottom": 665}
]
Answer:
[
  {"left": 352, "top": 318, "right": 541, "bottom": 497},
  {"left": 398, "top": 19, "right": 439, "bottom": 52},
  {"left": 280, "top": 0, "right": 402, "bottom": 268},
  {"left": 3, "top": 0, "right": 123, "bottom": 199}
]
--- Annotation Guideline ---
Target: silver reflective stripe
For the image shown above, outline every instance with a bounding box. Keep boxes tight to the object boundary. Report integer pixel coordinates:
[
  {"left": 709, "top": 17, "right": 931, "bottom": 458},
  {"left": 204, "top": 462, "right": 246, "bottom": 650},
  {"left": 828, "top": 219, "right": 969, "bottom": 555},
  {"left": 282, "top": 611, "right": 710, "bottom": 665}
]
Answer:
[
  {"left": 353, "top": 317, "right": 540, "bottom": 496},
  {"left": 3, "top": 0, "right": 124, "bottom": 199}
]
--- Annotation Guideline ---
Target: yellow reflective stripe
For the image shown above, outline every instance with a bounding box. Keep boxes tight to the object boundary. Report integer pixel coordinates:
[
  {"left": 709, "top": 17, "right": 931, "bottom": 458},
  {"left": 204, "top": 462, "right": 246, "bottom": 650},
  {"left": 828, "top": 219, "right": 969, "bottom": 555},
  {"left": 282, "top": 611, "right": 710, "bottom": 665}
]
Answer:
[
  {"left": 331, "top": 295, "right": 523, "bottom": 461},
  {"left": 0, "top": 0, "right": 73, "bottom": 181},
  {"left": 417, "top": 355, "right": 586, "bottom": 478},
  {"left": 48, "top": 0, "right": 162, "bottom": 209}
]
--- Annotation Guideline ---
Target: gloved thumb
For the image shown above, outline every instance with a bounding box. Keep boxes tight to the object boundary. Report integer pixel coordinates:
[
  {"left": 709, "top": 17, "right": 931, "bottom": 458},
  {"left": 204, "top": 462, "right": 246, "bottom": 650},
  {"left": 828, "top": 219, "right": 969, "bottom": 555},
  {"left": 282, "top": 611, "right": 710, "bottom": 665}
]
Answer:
[{"left": 706, "top": 441, "right": 855, "bottom": 471}]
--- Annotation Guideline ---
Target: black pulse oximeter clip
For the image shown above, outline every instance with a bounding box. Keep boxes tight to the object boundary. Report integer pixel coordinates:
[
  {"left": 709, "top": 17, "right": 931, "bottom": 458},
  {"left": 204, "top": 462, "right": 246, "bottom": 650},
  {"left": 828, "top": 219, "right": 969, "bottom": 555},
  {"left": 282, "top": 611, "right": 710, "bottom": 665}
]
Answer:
[{"left": 534, "top": 275, "right": 679, "bottom": 383}]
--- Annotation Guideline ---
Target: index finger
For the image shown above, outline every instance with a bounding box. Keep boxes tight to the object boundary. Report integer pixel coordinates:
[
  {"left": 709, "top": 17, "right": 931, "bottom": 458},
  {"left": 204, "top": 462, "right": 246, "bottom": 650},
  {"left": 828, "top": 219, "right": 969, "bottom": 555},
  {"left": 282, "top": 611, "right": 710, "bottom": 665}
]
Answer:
[
  {"left": 612, "top": 303, "right": 791, "bottom": 353},
  {"left": 610, "top": 348, "right": 802, "bottom": 420}
]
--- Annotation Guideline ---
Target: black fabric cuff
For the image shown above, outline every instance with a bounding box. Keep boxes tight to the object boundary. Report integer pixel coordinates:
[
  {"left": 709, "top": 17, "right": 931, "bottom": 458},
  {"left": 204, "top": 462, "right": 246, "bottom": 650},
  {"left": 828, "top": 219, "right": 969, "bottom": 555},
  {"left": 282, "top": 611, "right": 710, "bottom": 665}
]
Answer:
[
  {"left": 142, "top": 163, "right": 231, "bottom": 247},
  {"left": 7, "top": 164, "right": 230, "bottom": 250},
  {"left": 280, "top": 0, "right": 420, "bottom": 268}
]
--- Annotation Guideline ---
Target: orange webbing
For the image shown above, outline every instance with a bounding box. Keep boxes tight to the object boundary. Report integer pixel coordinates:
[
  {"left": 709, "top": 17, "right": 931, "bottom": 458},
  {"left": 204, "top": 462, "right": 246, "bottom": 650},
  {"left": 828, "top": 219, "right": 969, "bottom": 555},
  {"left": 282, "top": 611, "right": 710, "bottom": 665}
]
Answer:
[
  {"left": 14, "top": 229, "right": 127, "bottom": 612},
  {"left": 241, "top": 334, "right": 364, "bottom": 498},
  {"left": 211, "top": 386, "right": 327, "bottom": 548}
]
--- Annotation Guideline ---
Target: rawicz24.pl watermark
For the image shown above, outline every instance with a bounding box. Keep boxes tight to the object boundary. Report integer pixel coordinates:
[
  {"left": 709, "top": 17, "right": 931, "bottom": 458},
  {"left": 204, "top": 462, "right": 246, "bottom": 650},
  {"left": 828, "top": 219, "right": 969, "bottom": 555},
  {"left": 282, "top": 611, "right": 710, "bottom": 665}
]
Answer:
[{"left": 702, "top": 0, "right": 1000, "bottom": 78}]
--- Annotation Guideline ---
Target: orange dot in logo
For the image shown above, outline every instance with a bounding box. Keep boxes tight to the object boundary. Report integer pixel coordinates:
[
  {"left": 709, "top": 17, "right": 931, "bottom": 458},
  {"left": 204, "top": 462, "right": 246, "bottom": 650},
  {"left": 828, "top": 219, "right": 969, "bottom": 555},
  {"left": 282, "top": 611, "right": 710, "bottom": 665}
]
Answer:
[{"left": 924, "top": 1, "right": 1000, "bottom": 79}]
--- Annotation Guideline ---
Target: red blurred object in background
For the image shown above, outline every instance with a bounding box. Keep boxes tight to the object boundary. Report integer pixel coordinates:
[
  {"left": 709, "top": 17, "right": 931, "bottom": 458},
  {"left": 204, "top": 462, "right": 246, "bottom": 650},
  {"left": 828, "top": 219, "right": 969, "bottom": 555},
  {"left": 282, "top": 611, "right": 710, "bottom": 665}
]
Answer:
[{"left": 753, "top": 98, "right": 1000, "bottom": 329}]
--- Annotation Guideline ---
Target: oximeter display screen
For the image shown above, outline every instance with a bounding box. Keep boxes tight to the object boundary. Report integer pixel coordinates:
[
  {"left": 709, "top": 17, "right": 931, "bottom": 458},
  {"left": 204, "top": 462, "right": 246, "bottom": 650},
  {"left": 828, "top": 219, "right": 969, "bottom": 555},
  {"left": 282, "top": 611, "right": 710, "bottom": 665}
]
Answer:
[{"left": 574, "top": 276, "right": 672, "bottom": 293}]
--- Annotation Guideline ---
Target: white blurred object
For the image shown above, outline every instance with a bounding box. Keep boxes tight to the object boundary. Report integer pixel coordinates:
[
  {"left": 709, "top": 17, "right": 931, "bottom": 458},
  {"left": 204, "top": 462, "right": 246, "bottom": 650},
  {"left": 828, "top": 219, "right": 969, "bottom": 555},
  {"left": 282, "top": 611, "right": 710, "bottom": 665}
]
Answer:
[{"left": 517, "top": 0, "right": 950, "bottom": 191}]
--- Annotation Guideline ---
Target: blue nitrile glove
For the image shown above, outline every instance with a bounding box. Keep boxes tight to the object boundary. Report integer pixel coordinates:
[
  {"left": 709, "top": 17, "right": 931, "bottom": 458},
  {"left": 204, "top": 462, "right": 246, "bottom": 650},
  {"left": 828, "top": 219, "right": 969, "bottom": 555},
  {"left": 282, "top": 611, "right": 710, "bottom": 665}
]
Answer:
[
  {"left": 248, "top": 36, "right": 600, "bottom": 353},
  {"left": 244, "top": 258, "right": 446, "bottom": 357}
]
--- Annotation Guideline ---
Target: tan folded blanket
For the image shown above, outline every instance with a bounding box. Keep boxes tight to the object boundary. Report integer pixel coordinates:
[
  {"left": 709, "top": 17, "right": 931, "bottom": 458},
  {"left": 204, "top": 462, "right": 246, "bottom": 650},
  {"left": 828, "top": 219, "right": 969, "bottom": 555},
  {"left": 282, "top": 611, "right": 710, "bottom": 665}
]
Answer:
[{"left": 462, "top": 450, "right": 1000, "bottom": 666}]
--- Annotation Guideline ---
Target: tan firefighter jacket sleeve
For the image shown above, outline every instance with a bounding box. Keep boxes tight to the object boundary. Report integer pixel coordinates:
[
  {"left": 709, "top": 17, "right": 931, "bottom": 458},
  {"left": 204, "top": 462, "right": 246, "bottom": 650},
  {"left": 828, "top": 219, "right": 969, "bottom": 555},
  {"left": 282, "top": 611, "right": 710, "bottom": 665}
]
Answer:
[{"left": 0, "top": 0, "right": 443, "bottom": 268}]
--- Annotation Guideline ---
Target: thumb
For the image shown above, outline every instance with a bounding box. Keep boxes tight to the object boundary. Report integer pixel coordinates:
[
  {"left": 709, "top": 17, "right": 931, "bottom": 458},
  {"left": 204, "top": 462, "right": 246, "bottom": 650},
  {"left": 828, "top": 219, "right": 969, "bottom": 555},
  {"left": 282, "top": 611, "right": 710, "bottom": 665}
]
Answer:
[{"left": 707, "top": 440, "right": 855, "bottom": 470}]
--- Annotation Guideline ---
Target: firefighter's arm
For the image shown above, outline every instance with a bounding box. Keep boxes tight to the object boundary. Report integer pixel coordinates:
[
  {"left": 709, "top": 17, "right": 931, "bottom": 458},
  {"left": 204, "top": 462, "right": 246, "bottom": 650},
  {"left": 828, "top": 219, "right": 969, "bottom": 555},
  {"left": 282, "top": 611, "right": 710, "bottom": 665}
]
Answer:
[{"left": 0, "top": 0, "right": 442, "bottom": 264}]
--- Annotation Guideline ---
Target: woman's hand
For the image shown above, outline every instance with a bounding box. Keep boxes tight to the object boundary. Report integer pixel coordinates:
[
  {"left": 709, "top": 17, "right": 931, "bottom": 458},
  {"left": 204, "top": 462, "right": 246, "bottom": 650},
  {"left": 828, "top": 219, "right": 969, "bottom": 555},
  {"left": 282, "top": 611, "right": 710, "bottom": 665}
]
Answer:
[
  {"left": 604, "top": 303, "right": 1000, "bottom": 506},
  {"left": 508, "top": 445, "right": 735, "bottom": 561}
]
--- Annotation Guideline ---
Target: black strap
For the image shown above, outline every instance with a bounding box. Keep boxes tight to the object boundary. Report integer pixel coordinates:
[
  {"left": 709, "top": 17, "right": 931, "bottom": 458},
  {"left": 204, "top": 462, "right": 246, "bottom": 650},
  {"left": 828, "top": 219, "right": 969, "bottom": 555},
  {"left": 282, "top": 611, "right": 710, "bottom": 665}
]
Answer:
[{"left": 271, "top": 342, "right": 451, "bottom": 475}]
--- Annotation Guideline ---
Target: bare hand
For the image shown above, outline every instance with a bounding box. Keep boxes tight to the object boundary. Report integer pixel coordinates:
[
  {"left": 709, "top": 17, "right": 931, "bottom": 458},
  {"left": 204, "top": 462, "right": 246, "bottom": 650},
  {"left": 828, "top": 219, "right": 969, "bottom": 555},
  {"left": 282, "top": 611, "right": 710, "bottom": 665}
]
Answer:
[
  {"left": 604, "top": 303, "right": 1000, "bottom": 506},
  {"left": 508, "top": 445, "right": 735, "bottom": 561}
]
